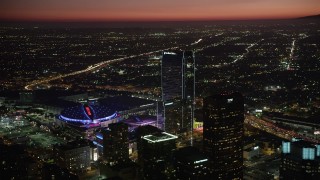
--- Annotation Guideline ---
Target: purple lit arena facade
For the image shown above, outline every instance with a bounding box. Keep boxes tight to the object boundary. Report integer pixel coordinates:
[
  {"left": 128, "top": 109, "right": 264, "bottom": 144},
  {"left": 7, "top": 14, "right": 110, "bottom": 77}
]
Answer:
[
  {"left": 59, "top": 105, "right": 119, "bottom": 126},
  {"left": 123, "top": 117, "right": 157, "bottom": 132}
]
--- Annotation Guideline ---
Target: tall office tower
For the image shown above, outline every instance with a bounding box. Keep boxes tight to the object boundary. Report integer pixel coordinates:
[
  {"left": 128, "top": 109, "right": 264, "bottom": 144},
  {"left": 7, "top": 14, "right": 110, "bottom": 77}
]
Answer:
[
  {"left": 173, "top": 146, "right": 210, "bottom": 179},
  {"left": 103, "top": 122, "right": 129, "bottom": 166},
  {"left": 280, "top": 140, "right": 320, "bottom": 180},
  {"left": 138, "top": 130, "right": 178, "bottom": 179},
  {"left": 203, "top": 92, "right": 244, "bottom": 179},
  {"left": 161, "top": 50, "right": 195, "bottom": 134}
]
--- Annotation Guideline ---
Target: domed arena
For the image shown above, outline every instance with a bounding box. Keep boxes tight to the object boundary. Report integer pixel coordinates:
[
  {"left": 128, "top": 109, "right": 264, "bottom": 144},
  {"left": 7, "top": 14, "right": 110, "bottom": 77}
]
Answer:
[{"left": 59, "top": 104, "right": 118, "bottom": 125}]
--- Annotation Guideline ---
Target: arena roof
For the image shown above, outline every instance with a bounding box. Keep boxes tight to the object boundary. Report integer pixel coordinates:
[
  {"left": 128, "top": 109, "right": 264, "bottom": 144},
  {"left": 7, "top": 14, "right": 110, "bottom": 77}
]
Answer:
[{"left": 59, "top": 104, "right": 117, "bottom": 124}]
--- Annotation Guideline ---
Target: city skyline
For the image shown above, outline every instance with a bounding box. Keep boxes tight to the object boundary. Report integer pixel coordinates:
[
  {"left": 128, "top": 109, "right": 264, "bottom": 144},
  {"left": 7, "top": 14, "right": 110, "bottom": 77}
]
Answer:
[
  {"left": 0, "top": 2, "right": 320, "bottom": 178},
  {"left": 1, "top": 0, "right": 319, "bottom": 22}
]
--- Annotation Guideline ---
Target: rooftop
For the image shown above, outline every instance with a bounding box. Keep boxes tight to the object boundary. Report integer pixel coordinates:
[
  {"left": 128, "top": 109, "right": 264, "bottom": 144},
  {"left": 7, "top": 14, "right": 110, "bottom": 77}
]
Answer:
[
  {"left": 141, "top": 132, "right": 177, "bottom": 143},
  {"left": 55, "top": 139, "right": 91, "bottom": 151},
  {"left": 174, "top": 146, "right": 209, "bottom": 164}
]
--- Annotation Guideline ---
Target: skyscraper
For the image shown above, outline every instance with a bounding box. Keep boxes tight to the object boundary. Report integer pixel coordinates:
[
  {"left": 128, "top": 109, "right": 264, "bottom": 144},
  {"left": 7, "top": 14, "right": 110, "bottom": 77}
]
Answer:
[
  {"left": 161, "top": 50, "right": 195, "bottom": 134},
  {"left": 280, "top": 140, "right": 320, "bottom": 179},
  {"left": 203, "top": 92, "right": 244, "bottom": 179},
  {"left": 138, "top": 130, "right": 178, "bottom": 179},
  {"left": 102, "top": 122, "right": 129, "bottom": 165},
  {"left": 173, "top": 146, "right": 210, "bottom": 179}
]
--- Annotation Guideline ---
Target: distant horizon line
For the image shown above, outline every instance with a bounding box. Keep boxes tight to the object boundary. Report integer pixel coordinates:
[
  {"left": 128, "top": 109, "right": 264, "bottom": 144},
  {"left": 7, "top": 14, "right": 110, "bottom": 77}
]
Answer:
[{"left": 0, "top": 15, "right": 316, "bottom": 23}]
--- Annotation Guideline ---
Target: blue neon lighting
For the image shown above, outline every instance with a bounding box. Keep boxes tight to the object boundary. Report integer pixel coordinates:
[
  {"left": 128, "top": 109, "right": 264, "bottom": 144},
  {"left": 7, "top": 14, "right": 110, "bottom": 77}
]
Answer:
[
  {"left": 59, "top": 112, "right": 118, "bottom": 124},
  {"left": 93, "top": 141, "right": 103, "bottom": 148},
  {"left": 59, "top": 115, "right": 92, "bottom": 124},
  {"left": 96, "top": 134, "right": 103, "bottom": 140}
]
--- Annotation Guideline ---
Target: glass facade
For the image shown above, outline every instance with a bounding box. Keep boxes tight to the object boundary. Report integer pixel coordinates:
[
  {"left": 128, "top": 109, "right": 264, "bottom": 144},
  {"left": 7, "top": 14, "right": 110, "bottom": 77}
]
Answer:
[
  {"left": 302, "top": 148, "right": 315, "bottom": 160},
  {"left": 203, "top": 92, "right": 244, "bottom": 179},
  {"left": 282, "top": 141, "right": 291, "bottom": 154},
  {"left": 280, "top": 141, "right": 320, "bottom": 179},
  {"left": 161, "top": 50, "right": 195, "bottom": 134}
]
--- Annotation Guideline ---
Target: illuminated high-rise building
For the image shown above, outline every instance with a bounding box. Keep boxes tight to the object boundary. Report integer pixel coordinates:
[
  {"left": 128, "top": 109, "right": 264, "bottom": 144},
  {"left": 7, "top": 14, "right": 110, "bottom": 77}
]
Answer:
[
  {"left": 138, "top": 130, "right": 178, "bottom": 179},
  {"left": 173, "top": 146, "right": 210, "bottom": 179},
  {"left": 161, "top": 50, "right": 195, "bottom": 134},
  {"left": 102, "top": 122, "right": 129, "bottom": 165},
  {"left": 203, "top": 92, "right": 244, "bottom": 179},
  {"left": 280, "top": 140, "right": 320, "bottom": 180}
]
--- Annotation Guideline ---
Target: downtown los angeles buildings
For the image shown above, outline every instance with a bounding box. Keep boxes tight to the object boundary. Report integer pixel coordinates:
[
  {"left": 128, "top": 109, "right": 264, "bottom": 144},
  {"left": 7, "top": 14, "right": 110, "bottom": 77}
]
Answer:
[
  {"left": 203, "top": 92, "right": 244, "bottom": 179},
  {"left": 139, "top": 130, "right": 178, "bottom": 179},
  {"left": 1, "top": 19, "right": 320, "bottom": 179},
  {"left": 280, "top": 139, "right": 320, "bottom": 179},
  {"left": 161, "top": 50, "right": 195, "bottom": 134},
  {"left": 102, "top": 122, "right": 130, "bottom": 165},
  {"left": 161, "top": 50, "right": 245, "bottom": 179}
]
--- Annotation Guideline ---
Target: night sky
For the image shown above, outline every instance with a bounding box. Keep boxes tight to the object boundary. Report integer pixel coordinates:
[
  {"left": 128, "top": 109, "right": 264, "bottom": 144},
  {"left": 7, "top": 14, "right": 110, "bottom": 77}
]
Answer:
[{"left": 0, "top": 0, "right": 319, "bottom": 21}]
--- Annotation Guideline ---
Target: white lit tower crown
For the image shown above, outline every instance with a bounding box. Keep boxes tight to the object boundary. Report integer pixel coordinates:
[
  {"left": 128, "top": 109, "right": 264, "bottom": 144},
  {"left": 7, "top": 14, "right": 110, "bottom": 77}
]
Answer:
[{"left": 161, "top": 50, "right": 195, "bottom": 134}]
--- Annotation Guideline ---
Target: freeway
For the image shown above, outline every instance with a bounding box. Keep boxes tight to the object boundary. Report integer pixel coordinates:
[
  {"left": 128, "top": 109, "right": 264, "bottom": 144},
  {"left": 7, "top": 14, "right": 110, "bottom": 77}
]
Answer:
[
  {"left": 286, "top": 39, "right": 296, "bottom": 70},
  {"left": 245, "top": 115, "right": 320, "bottom": 144},
  {"left": 230, "top": 41, "right": 258, "bottom": 64},
  {"left": 25, "top": 38, "right": 205, "bottom": 90},
  {"left": 196, "top": 37, "right": 262, "bottom": 68},
  {"left": 24, "top": 47, "right": 178, "bottom": 90},
  {"left": 24, "top": 47, "right": 176, "bottom": 90}
]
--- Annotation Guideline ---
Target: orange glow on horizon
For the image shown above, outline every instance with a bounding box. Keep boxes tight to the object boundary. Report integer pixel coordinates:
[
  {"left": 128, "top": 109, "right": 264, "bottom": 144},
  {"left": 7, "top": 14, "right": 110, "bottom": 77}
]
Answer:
[
  {"left": 0, "top": 13, "right": 312, "bottom": 22},
  {"left": 0, "top": 0, "right": 319, "bottom": 22}
]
